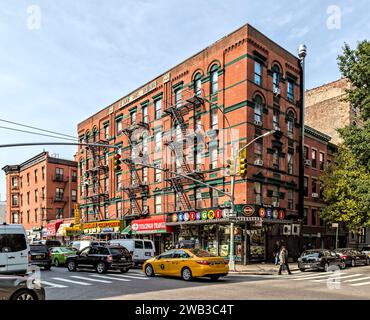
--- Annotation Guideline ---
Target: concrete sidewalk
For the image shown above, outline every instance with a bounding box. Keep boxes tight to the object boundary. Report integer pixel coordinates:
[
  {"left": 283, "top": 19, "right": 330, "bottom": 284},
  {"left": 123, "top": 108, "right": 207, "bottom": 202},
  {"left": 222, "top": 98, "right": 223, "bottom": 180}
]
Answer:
[{"left": 229, "top": 263, "right": 299, "bottom": 275}]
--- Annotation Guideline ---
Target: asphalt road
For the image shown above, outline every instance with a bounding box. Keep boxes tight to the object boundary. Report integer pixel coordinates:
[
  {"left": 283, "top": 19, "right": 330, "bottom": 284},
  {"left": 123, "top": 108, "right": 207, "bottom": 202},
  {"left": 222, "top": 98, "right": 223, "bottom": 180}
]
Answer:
[{"left": 39, "top": 265, "right": 370, "bottom": 300}]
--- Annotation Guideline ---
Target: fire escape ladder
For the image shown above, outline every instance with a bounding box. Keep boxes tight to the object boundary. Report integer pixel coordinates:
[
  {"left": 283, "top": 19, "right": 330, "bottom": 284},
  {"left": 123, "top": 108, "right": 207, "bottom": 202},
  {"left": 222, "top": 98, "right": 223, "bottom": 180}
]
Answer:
[{"left": 168, "top": 177, "right": 192, "bottom": 210}]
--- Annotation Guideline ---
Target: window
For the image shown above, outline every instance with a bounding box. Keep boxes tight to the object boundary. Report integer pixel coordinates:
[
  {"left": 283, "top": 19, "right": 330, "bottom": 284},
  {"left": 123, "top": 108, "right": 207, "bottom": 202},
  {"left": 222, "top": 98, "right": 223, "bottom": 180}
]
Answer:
[
  {"left": 287, "top": 153, "right": 294, "bottom": 175},
  {"left": 0, "top": 234, "right": 27, "bottom": 252},
  {"left": 312, "top": 178, "right": 317, "bottom": 194},
  {"left": 271, "top": 186, "right": 279, "bottom": 205},
  {"left": 104, "top": 204, "right": 108, "bottom": 219},
  {"left": 210, "top": 108, "right": 218, "bottom": 130},
  {"left": 20, "top": 176, "right": 23, "bottom": 188},
  {"left": 195, "top": 188, "right": 202, "bottom": 208},
  {"left": 11, "top": 177, "right": 18, "bottom": 188},
  {"left": 303, "top": 208, "right": 308, "bottom": 225},
  {"left": 320, "top": 183, "right": 324, "bottom": 199},
  {"left": 254, "top": 96, "right": 263, "bottom": 123},
  {"left": 20, "top": 194, "right": 23, "bottom": 206},
  {"left": 273, "top": 109, "right": 280, "bottom": 129},
  {"left": 42, "top": 187, "right": 45, "bottom": 200},
  {"left": 135, "top": 241, "right": 144, "bottom": 249},
  {"left": 287, "top": 111, "right": 294, "bottom": 136},
  {"left": 27, "top": 192, "right": 30, "bottom": 205},
  {"left": 311, "top": 209, "right": 317, "bottom": 226},
  {"left": 34, "top": 209, "right": 38, "bottom": 223},
  {"left": 34, "top": 169, "right": 38, "bottom": 183},
  {"left": 34, "top": 189, "right": 38, "bottom": 203},
  {"left": 155, "top": 163, "right": 161, "bottom": 183},
  {"left": 42, "top": 166, "right": 45, "bottom": 180},
  {"left": 319, "top": 152, "right": 324, "bottom": 170},
  {"left": 155, "top": 195, "right": 162, "bottom": 214},
  {"left": 142, "top": 198, "right": 148, "bottom": 213},
  {"left": 254, "top": 182, "right": 262, "bottom": 205},
  {"left": 56, "top": 188, "right": 64, "bottom": 200},
  {"left": 104, "top": 124, "right": 110, "bottom": 139},
  {"left": 272, "top": 149, "right": 279, "bottom": 169},
  {"left": 154, "top": 131, "right": 162, "bottom": 152},
  {"left": 175, "top": 88, "right": 182, "bottom": 108},
  {"left": 311, "top": 149, "right": 317, "bottom": 168},
  {"left": 71, "top": 190, "right": 77, "bottom": 201},
  {"left": 56, "top": 168, "right": 64, "bottom": 181},
  {"left": 116, "top": 201, "right": 122, "bottom": 217},
  {"left": 11, "top": 195, "right": 18, "bottom": 206},
  {"left": 288, "top": 190, "right": 294, "bottom": 209},
  {"left": 154, "top": 98, "right": 162, "bottom": 120},
  {"left": 211, "top": 188, "right": 219, "bottom": 207},
  {"left": 304, "top": 177, "right": 309, "bottom": 197},
  {"left": 210, "top": 66, "right": 218, "bottom": 94},
  {"left": 116, "top": 119, "right": 122, "bottom": 135},
  {"left": 195, "top": 149, "right": 202, "bottom": 170},
  {"left": 56, "top": 208, "right": 63, "bottom": 219},
  {"left": 27, "top": 173, "right": 30, "bottom": 185},
  {"left": 72, "top": 170, "right": 77, "bottom": 182},
  {"left": 287, "top": 80, "right": 294, "bottom": 101},
  {"left": 143, "top": 167, "right": 148, "bottom": 183},
  {"left": 130, "top": 111, "right": 136, "bottom": 124},
  {"left": 27, "top": 210, "right": 30, "bottom": 223},
  {"left": 42, "top": 208, "right": 46, "bottom": 221},
  {"left": 304, "top": 146, "right": 309, "bottom": 160},
  {"left": 254, "top": 141, "right": 262, "bottom": 161},
  {"left": 210, "top": 147, "right": 218, "bottom": 169},
  {"left": 142, "top": 105, "right": 148, "bottom": 124},
  {"left": 144, "top": 241, "right": 153, "bottom": 250},
  {"left": 116, "top": 173, "right": 122, "bottom": 191},
  {"left": 194, "top": 74, "right": 202, "bottom": 96},
  {"left": 254, "top": 61, "right": 262, "bottom": 85},
  {"left": 272, "top": 65, "right": 280, "bottom": 91}
]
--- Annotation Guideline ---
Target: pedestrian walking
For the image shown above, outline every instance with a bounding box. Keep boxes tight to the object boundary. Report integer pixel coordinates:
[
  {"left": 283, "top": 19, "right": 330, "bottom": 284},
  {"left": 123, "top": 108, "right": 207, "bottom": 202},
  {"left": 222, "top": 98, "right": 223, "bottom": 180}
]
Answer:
[
  {"left": 273, "top": 240, "right": 280, "bottom": 265},
  {"left": 278, "top": 245, "right": 292, "bottom": 275}
]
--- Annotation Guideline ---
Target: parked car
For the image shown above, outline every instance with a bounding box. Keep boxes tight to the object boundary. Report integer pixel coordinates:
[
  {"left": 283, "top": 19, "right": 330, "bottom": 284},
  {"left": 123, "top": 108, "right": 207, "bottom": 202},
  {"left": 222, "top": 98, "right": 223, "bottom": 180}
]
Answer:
[
  {"left": 0, "top": 275, "right": 45, "bottom": 300},
  {"left": 143, "top": 248, "right": 229, "bottom": 281},
  {"left": 297, "top": 249, "right": 346, "bottom": 272},
  {"left": 0, "top": 223, "right": 29, "bottom": 275},
  {"left": 29, "top": 245, "right": 52, "bottom": 270},
  {"left": 50, "top": 247, "right": 75, "bottom": 267},
  {"left": 70, "top": 240, "right": 108, "bottom": 252},
  {"left": 66, "top": 245, "right": 133, "bottom": 274},
  {"left": 110, "top": 239, "right": 155, "bottom": 266},
  {"left": 335, "top": 248, "right": 369, "bottom": 267},
  {"left": 361, "top": 246, "right": 370, "bottom": 258}
]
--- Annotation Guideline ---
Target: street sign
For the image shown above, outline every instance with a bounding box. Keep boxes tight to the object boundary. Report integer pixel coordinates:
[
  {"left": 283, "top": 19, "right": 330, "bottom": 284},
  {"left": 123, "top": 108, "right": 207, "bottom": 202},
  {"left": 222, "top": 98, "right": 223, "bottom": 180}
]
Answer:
[
  {"left": 332, "top": 223, "right": 339, "bottom": 228},
  {"left": 74, "top": 204, "right": 80, "bottom": 225}
]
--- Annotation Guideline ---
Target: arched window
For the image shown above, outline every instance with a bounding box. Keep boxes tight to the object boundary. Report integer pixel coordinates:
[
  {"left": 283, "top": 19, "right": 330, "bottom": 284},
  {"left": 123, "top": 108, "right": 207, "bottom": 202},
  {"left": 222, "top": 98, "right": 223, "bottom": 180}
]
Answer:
[
  {"left": 254, "top": 95, "right": 263, "bottom": 124},
  {"left": 210, "top": 65, "right": 219, "bottom": 94},
  {"left": 194, "top": 73, "right": 202, "bottom": 96},
  {"left": 272, "top": 65, "right": 280, "bottom": 91},
  {"left": 287, "top": 110, "right": 295, "bottom": 136}
]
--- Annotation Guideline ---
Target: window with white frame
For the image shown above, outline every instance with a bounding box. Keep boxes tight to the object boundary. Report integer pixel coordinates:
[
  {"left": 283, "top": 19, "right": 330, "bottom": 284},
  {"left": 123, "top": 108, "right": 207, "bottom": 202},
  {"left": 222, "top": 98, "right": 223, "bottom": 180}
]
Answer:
[
  {"left": 254, "top": 182, "right": 262, "bottom": 205},
  {"left": 288, "top": 189, "right": 294, "bottom": 209},
  {"left": 155, "top": 162, "right": 161, "bottom": 182},
  {"left": 272, "top": 65, "right": 280, "bottom": 91},
  {"left": 254, "top": 61, "right": 262, "bottom": 86},
  {"left": 287, "top": 80, "right": 294, "bottom": 101},
  {"left": 116, "top": 173, "right": 122, "bottom": 191},
  {"left": 116, "top": 119, "right": 122, "bottom": 135},
  {"left": 210, "top": 66, "right": 218, "bottom": 94},
  {"left": 210, "top": 147, "right": 218, "bottom": 169},
  {"left": 155, "top": 194, "right": 162, "bottom": 213},
  {"left": 254, "top": 141, "right": 262, "bottom": 161},
  {"left": 154, "top": 98, "right": 162, "bottom": 120},
  {"left": 194, "top": 75, "right": 202, "bottom": 96},
  {"left": 154, "top": 131, "right": 162, "bottom": 152},
  {"left": 210, "top": 108, "right": 218, "bottom": 130},
  {"left": 254, "top": 96, "right": 263, "bottom": 123},
  {"left": 288, "top": 153, "right": 294, "bottom": 175},
  {"left": 104, "top": 124, "right": 109, "bottom": 139},
  {"left": 175, "top": 88, "right": 182, "bottom": 108},
  {"left": 142, "top": 105, "right": 149, "bottom": 123}
]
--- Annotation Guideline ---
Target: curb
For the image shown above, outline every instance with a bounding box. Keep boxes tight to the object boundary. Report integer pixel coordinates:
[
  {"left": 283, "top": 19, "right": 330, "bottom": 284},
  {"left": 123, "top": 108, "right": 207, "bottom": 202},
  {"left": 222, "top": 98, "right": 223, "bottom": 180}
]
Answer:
[{"left": 229, "top": 269, "right": 300, "bottom": 275}]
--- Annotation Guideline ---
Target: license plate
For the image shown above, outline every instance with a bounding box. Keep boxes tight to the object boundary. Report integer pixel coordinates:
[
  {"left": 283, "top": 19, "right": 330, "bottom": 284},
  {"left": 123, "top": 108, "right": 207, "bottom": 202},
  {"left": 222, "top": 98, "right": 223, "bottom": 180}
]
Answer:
[
  {"left": 36, "top": 255, "right": 43, "bottom": 259},
  {"left": 145, "top": 252, "right": 151, "bottom": 256},
  {"left": 304, "top": 264, "right": 311, "bottom": 268}
]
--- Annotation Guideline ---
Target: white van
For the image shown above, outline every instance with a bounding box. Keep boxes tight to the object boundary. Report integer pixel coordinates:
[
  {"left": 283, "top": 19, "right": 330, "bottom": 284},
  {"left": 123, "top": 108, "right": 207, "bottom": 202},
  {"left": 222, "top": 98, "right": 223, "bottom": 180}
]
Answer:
[
  {"left": 0, "top": 223, "right": 29, "bottom": 275},
  {"left": 109, "top": 239, "right": 155, "bottom": 265}
]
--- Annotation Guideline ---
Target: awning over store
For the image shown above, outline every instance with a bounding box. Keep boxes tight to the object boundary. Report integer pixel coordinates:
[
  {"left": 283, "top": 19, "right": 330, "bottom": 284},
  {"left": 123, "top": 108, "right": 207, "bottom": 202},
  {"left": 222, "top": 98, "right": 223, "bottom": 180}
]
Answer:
[
  {"left": 46, "top": 220, "right": 63, "bottom": 237},
  {"left": 131, "top": 215, "right": 173, "bottom": 234},
  {"left": 121, "top": 225, "right": 131, "bottom": 235},
  {"left": 56, "top": 223, "right": 72, "bottom": 237}
]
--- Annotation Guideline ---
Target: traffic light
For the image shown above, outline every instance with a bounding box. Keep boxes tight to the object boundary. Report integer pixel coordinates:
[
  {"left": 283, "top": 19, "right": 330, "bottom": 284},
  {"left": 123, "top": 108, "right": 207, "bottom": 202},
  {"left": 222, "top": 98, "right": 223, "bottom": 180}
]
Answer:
[
  {"left": 238, "top": 150, "right": 247, "bottom": 177},
  {"left": 113, "top": 153, "right": 122, "bottom": 172},
  {"left": 225, "top": 159, "right": 236, "bottom": 176}
]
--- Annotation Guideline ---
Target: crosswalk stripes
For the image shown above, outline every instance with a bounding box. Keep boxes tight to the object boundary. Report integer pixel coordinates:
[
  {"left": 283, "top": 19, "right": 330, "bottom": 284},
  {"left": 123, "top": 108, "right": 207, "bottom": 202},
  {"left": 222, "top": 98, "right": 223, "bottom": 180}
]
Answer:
[
  {"left": 70, "top": 275, "right": 112, "bottom": 283},
  {"left": 40, "top": 280, "right": 68, "bottom": 288},
  {"left": 108, "top": 274, "right": 150, "bottom": 280},
  {"left": 90, "top": 274, "right": 131, "bottom": 282},
  {"left": 312, "top": 274, "right": 362, "bottom": 282},
  {"left": 345, "top": 276, "right": 370, "bottom": 282},
  {"left": 350, "top": 281, "right": 370, "bottom": 287},
  {"left": 52, "top": 277, "right": 92, "bottom": 286}
]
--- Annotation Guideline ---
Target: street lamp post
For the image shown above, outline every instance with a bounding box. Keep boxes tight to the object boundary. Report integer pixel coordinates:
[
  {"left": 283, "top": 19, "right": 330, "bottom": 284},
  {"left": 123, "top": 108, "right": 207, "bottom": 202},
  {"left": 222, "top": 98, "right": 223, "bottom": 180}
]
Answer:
[{"left": 228, "top": 130, "right": 275, "bottom": 271}]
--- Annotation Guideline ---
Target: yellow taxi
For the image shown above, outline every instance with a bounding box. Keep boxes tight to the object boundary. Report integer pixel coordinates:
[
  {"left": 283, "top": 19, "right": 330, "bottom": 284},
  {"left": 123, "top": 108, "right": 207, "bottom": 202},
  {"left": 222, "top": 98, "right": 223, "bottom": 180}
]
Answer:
[{"left": 143, "top": 248, "right": 229, "bottom": 281}]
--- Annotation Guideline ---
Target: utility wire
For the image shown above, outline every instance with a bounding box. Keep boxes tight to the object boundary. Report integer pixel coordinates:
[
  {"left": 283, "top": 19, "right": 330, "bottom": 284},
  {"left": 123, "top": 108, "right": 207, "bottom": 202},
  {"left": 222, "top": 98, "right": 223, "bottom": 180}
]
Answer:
[
  {"left": 0, "top": 125, "right": 77, "bottom": 142},
  {"left": 0, "top": 118, "right": 77, "bottom": 140}
]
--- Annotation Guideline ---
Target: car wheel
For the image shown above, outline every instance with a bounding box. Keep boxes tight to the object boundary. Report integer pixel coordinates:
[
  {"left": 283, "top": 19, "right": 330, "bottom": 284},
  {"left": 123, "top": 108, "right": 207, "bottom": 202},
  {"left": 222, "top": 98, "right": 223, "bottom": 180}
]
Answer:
[
  {"left": 120, "top": 268, "right": 129, "bottom": 273},
  {"left": 67, "top": 260, "right": 77, "bottom": 272},
  {"left": 11, "top": 290, "right": 37, "bottom": 301},
  {"left": 340, "top": 261, "right": 346, "bottom": 270},
  {"left": 351, "top": 259, "right": 356, "bottom": 267},
  {"left": 210, "top": 275, "right": 221, "bottom": 281},
  {"left": 324, "top": 263, "right": 330, "bottom": 272},
  {"left": 54, "top": 258, "right": 60, "bottom": 267},
  {"left": 299, "top": 268, "right": 306, "bottom": 272},
  {"left": 181, "top": 267, "right": 192, "bottom": 281},
  {"left": 145, "top": 264, "right": 155, "bottom": 277},
  {"left": 96, "top": 262, "right": 107, "bottom": 274},
  {"left": 366, "top": 258, "right": 369, "bottom": 266}
]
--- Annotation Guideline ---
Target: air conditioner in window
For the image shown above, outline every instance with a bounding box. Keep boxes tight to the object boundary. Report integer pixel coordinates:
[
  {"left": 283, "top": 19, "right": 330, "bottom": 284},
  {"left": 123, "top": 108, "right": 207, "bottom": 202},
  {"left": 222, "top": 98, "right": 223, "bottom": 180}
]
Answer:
[
  {"left": 254, "top": 159, "right": 263, "bottom": 166},
  {"left": 282, "top": 224, "right": 291, "bottom": 235},
  {"left": 254, "top": 120, "right": 262, "bottom": 127},
  {"left": 312, "top": 193, "right": 319, "bottom": 198},
  {"left": 273, "top": 87, "right": 281, "bottom": 96},
  {"left": 291, "top": 224, "right": 300, "bottom": 236},
  {"left": 272, "top": 201, "right": 280, "bottom": 207},
  {"left": 304, "top": 159, "right": 311, "bottom": 166},
  {"left": 273, "top": 124, "right": 281, "bottom": 131}
]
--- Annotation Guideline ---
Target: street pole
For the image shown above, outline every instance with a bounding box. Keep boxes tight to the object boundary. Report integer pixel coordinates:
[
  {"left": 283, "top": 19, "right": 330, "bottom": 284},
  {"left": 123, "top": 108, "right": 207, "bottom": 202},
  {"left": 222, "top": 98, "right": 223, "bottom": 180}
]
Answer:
[
  {"left": 336, "top": 226, "right": 339, "bottom": 250},
  {"left": 228, "top": 130, "right": 275, "bottom": 271}
]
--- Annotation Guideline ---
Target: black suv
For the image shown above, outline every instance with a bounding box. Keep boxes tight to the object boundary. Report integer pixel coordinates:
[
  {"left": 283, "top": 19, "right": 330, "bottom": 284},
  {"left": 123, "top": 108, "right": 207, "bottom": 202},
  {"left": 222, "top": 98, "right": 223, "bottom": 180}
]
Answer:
[
  {"left": 29, "top": 245, "right": 52, "bottom": 270},
  {"left": 66, "top": 245, "right": 133, "bottom": 274},
  {"left": 297, "top": 249, "right": 346, "bottom": 272}
]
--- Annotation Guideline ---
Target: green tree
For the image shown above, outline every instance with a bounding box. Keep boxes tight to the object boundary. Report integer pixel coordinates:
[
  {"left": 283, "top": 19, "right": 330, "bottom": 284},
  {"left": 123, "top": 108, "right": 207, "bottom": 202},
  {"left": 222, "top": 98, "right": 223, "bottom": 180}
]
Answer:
[{"left": 320, "top": 40, "right": 370, "bottom": 232}]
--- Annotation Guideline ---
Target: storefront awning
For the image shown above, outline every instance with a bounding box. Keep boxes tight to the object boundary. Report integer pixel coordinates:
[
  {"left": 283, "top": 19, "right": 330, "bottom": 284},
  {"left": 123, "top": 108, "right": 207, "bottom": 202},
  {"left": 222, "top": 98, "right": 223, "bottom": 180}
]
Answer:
[
  {"left": 121, "top": 225, "right": 131, "bottom": 235},
  {"left": 131, "top": 215, "right": 173, "bottom": 234},
  {"left": 56, "top": 223, "right": 72, "bottom": 237},
  {"left": 46, "top": 220, "right": 63, "bottom": 237}
]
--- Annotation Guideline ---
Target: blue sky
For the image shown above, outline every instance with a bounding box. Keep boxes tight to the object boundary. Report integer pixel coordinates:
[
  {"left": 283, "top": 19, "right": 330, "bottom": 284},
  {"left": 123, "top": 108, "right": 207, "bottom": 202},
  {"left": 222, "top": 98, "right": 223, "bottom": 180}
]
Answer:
[{"left": 0, "top": 0, "right": 369, "bottom": 199}]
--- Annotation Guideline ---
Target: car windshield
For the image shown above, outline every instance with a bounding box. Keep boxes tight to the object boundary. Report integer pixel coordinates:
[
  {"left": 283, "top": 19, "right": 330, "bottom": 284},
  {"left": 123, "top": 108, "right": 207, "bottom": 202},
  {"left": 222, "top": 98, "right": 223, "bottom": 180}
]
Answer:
[
  {"left": 30, "top": 245, "right": 47, "bottom": 252},
  {"left": 189, "top": 249, "right": 216, "bottom": 257},
  {"left": 301, "top": 251, "right": 321, "bottom": 257}
]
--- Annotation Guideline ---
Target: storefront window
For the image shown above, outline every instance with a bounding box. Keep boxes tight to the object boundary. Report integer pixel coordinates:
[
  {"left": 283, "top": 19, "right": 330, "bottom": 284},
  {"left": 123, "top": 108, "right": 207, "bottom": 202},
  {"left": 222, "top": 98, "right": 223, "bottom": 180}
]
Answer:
[{"left": 249, "top": 229, "right": 265, "bottom": 261}]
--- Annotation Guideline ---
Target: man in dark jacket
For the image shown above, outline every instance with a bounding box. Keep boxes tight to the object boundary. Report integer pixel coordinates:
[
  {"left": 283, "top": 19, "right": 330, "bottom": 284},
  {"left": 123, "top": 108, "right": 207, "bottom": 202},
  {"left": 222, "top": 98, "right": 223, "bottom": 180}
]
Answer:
[{"left": 273, "top": 241, "right": 280, "bottom": 265}]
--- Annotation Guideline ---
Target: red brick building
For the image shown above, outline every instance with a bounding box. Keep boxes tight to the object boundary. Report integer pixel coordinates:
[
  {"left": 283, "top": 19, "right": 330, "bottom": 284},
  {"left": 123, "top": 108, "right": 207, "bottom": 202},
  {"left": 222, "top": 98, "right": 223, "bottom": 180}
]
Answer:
[
  {"left": 2, "top": 152, "right": 78, "bottom": 241},
  {"left": 77, "top": 23, "right": 303, "bottom": 262}
]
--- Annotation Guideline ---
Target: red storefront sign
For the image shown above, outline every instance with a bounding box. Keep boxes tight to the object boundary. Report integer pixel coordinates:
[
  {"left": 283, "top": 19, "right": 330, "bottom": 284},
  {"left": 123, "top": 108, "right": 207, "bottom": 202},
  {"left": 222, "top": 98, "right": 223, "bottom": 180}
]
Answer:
[
  {"left": 131, "top": 215, "right": 173, "bottom": 234},
  {"left": 46, "top": 220, "right": 63, "bottom": 237}
]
